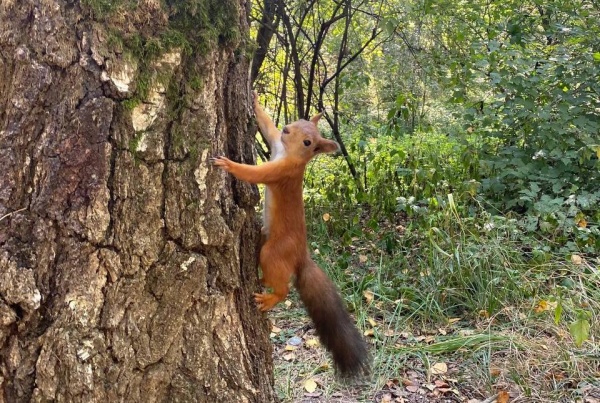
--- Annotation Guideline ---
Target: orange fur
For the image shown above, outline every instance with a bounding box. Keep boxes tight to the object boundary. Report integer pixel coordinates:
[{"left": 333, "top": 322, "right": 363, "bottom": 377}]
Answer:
[{"left": 212, "top": 92, "right": 369, "bottom": 376}]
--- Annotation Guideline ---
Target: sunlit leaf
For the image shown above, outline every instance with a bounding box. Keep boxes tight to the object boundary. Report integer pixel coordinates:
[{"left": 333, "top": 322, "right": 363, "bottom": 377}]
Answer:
[
  {"left": 430, "top": 362, "right": 447, "bottom": 375},
  {"left": 569, "top": 318, "right": 590, "bottom": 347},
  {"left": 303, "top": 378, "right": 318, "bottom": 393}
]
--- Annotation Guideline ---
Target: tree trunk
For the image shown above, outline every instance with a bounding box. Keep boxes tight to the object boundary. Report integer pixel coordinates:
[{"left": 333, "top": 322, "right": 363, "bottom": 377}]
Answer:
[{"left": 0, "top": 1, "right": 275, "bottom": 402}]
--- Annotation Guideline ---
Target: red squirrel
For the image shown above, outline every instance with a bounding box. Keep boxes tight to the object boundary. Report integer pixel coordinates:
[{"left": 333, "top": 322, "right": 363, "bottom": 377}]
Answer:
[{"left": 212, "top": 92, "right": 369, "bottom": 377}]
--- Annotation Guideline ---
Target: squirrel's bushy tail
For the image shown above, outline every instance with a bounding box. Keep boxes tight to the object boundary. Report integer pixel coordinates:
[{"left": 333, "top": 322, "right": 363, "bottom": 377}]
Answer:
[{"left": 295, "top": 258, "right": 369, "bottom": 377}]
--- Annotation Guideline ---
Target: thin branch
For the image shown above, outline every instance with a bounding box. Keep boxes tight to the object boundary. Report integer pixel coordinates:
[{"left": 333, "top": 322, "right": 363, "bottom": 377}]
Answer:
[{"left": 0, "top": 207, "right": 26, "bottom": 222}]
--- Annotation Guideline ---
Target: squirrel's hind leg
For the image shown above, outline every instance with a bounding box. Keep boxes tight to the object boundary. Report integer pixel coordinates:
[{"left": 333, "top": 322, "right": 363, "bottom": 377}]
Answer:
[
  {"left": 254, "top": 287, "right": 288, "bottom": 311},
  {"left": 255, "top": 241, "right": 294, "bottom": 311}
]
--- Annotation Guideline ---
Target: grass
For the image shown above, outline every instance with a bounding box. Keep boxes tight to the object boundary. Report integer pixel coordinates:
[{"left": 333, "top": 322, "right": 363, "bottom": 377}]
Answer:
[{"left": 268, "top": 196, "right": 600, "bottom": 402}]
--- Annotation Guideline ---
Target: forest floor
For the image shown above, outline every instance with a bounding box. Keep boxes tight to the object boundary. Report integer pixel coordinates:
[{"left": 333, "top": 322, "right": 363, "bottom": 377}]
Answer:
[
  {"left": 269, "top": 286, "right": 600, "bottom": 403},
  {"left": 267, "top": 208, "right": 600, "bottom": 402}
]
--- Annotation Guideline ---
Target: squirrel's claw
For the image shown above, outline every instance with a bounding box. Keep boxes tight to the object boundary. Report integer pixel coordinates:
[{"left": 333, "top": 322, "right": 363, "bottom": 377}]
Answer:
[{"left": 211, "top": 156, "right": 230, "bottom": 167}]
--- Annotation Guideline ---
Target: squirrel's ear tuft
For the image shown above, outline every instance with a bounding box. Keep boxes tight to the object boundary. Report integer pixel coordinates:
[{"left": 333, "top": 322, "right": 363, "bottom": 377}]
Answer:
[
  {"left": 314, "top": 139, "right": 340, "bottom": 155},
  {"left": 310, "top": 111, "right": 323, "bottom": 125}
]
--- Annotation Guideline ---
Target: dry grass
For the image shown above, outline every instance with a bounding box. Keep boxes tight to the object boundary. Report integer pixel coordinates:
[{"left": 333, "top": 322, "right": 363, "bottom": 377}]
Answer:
[{"left": 269, "top": 259, "right": 600, "bottom": 402}]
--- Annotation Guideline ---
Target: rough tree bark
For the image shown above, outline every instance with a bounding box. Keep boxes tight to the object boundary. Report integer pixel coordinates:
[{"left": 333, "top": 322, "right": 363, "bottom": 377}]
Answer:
[{"left": 0, "top": 0, "right": 275, "bottom": 402}]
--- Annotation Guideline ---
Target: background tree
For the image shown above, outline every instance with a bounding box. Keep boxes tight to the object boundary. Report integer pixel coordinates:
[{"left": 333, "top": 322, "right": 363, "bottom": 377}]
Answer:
[
  {"left": 250, "top": 0, "right": 399, "bottom": 181},
  {"left": 0, "top": 0, "right": 275, "bottom": 401},
  {"left": 249, "top": 1, "right": 599, "bottom": 400}
]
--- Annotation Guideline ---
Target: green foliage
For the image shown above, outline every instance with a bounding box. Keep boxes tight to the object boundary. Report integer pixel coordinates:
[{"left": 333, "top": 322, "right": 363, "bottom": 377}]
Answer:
[
  {"left": 257, "top": 1, "right": 599, "bottom": 399},
  {"left": 453, "top": 1, "right": 600, "bottom": 253},
  {"left": 298, "top": 0, "right": 600, "bottom": 256},
  {"left": 569, "top": 311, "right": 591, "bottom": 347}
]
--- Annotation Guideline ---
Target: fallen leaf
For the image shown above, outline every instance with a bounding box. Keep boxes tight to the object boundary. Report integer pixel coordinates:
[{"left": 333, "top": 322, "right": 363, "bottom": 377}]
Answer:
[
  {"left": 438, "top": 328, "right": 447, "bottom": 335},
  {"left": 359, "top": 254, "right": 368, "bottom": 263},
  {"left": 571, "top": 254, "right": 583, "bottom": 265},
  {"left": 424, "top": 383, "right": 436, "bottom": 391},
  {"left": 545, "top": 369, "right": 566, "bottom": 380},
  {"left": 368, "top": 317, "right": 377, "bottom": 327},
  {"left": 401, "top": 379, "right": 414, "bottom": 387},
  {"left": 535, "top": 300, "right": 548, "bottom": 313},
  {"left": 535, "top": 300, "right": 550, "bottom": 313},
  {"left": 448, "top": 317, "right": 461, "bottom": 324},
  {"left": 284, "top": 300, "right": 292, "bottom": 308},
  {"left": 497, "top": 390, "right": 509, "bottom": 403},
  {"left": 303, "top": 392, "right": 322, "bottom": 398},
  {"left": 577, "top": 219, "right": 587, "bottom": 228},
  {"left": 406, "top": 385, "right": 419, "bottom": 393},
  {"left": 284, "top": 345, "right": 297, "bottom": 351},
  {"left": 489, "top": 367, "right": 502, "bottom": 377},
  {"left": 282, "top": 353, "right": 295, "bottom": 361},
  {"left": 384, "top": 329, "right": 396, "bottom": 337},
  {"left": 430, "top": 362, "right": 448, "bottom": 375},
  {"left": 364, "top": 329, "right": 375, "bottom": 337},
  {"left": 381, "top": 393, "right": 393, "bottom": 402},
  {"left": 305, "top": 338, "right": 320, "bottom": 348},
  {"left": 434, "top": 380, "right": 449, "bottom": 388},
  {"left": 304, "top": 378, "right": 318, "bottom": 393},
  {"left": 271, "top": 325, "right": 281, "bottom": 333},
  {"left": 364, "top": 290, "right": 375, "bottom": 304},
  {"left": 322, "top": 213, "right": 331, "bottom": 222}
]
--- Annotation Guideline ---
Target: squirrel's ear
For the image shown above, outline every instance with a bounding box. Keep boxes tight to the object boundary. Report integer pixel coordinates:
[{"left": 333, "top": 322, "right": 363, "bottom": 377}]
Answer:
[
  {"left": 310, "top": 111, "right": 323, "bottom": 125},
  {"left": 314, "top": 138, "right": 340, "bottom": 155}
]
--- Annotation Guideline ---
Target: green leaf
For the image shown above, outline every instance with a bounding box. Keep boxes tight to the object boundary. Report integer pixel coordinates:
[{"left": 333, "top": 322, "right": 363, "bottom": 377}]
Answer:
[
  {"left": 569, "top": 318, "right": 590, "bottom": 347},
  {"left": 553, "top": 302, "right": 562, "bottom": 325},
  {"left": 593, "top": 52, "right": 600, "bottom": 62}
]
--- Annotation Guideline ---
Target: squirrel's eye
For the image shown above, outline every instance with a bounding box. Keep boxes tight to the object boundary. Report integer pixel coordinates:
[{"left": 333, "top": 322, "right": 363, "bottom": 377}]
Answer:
[
  {"left": 303, "top": 140, "right": 312, "bottom": 147},
  {"left": 282, "top": 126, "right": 290, "bottom": 134}
]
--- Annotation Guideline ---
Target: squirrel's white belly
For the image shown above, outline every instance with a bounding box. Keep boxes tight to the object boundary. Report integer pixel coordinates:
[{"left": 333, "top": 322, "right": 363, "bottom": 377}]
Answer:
[{"left": 262, "top": 140, "right": 286, "bottom": 238}]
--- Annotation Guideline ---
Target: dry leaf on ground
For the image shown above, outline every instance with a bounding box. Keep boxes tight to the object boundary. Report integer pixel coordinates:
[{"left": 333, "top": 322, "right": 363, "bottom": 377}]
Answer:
[
  {"left": 304, "top": 378, "right": 318, "bottom": 393},
  {"left": 497, "top": 390, "right": 510, "bottom": 403},
  {"left": 431, "top": 362, "right": 448, "bottom": 375}
]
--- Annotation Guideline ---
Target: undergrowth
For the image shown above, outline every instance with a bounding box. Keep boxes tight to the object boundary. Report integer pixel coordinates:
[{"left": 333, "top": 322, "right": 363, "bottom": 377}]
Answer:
[{"left": 271, "top": 131, "right": 599, "bottom": 402}]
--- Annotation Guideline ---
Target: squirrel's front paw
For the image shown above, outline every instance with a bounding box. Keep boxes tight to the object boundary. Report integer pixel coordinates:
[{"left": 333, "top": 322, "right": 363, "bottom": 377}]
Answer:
[
  {"left": 210, "top": 156, "right": 232, "bottom": 170},
  {"left": 252, "top": 90, "right": 261, "bottom": 112}
]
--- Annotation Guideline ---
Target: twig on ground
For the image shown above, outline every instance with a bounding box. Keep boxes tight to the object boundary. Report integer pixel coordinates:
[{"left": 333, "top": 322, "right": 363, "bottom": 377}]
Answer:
[{"left": 480, "top": 393, "right": 500, "bottom": 403}]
